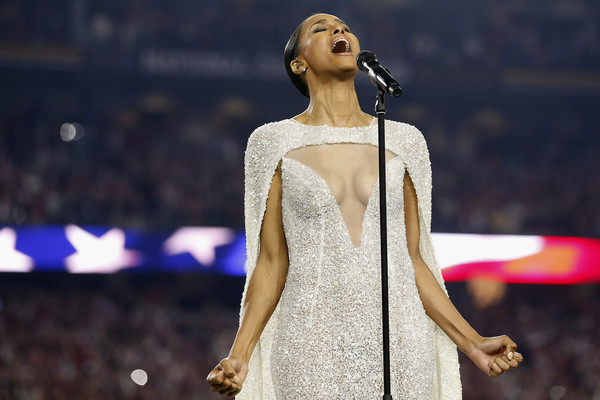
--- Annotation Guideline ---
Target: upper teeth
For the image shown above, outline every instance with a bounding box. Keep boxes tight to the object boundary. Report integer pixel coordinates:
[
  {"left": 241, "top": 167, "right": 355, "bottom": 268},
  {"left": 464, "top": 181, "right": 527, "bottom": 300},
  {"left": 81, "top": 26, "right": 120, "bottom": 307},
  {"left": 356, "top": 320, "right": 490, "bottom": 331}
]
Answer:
[{"left": 331, "top": 37, "right": 350, "bottom": 52}]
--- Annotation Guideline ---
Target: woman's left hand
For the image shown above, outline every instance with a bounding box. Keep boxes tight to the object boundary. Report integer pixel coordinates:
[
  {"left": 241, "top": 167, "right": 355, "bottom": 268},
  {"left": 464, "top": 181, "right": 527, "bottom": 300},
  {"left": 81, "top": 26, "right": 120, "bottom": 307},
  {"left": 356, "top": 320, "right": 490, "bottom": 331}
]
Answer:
[{"left": 467, "top": 336, "right": 524, "bottom": 377}]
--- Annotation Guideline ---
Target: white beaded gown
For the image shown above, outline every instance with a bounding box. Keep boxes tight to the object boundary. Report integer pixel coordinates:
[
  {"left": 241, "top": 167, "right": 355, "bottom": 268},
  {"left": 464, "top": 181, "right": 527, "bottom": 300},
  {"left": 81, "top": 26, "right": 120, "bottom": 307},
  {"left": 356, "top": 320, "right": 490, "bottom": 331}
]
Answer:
[{"left": 237, "top": 119, "right": 462, "bottom": 399}]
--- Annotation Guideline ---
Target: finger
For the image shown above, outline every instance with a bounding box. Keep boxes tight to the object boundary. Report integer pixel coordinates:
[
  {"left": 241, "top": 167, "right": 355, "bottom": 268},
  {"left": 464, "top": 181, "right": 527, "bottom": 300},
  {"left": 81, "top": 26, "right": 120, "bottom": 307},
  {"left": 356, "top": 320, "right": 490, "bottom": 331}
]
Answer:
[
  {"left": 495, "top": 357, "right": 511, "bottom": 371},
  {"left": 506, "top": 357, "right": 519, "bottom": 368},
  {"left": 503, "top": 338, "right": 518, "bottom": 359},
  {"left": 513, "top": 352, "right": 524, "bottom": 363},
  {"left": 220, "top": 359, "right": 237, "bottom": 378},
  {"left": 211, "top": 377, "right": 233, "bottom": 393},
  {"left": 219, "top": 381, "right": 240, "bottom": 396},
  {"left": 207, "top": 370, "right": 225, "bottom": 385},
  {"left": 221, "top": 377, "right": 233, "bottom": 388},
  {"left": 489, "top": 361, "right": 503, "bottom": 376},
  {"left": 219, "top": 385, "right": 238, "bottom": 396},
  {"left": 498, "top": 354, "right": 513, "bottom": 366},
  {"left": 211, "top": 384, "right": 223, "bottom": 392},
  {"left": 500, "top": 353, "right": 520, "bottom": 368}
]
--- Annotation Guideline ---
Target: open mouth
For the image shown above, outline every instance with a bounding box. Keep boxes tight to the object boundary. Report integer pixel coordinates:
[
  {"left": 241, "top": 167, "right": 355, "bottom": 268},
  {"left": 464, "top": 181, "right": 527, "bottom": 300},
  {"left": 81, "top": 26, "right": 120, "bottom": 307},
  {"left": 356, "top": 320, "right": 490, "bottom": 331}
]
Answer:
[{"left": 331, "top": 37, "right": 352, "bottom": 54}]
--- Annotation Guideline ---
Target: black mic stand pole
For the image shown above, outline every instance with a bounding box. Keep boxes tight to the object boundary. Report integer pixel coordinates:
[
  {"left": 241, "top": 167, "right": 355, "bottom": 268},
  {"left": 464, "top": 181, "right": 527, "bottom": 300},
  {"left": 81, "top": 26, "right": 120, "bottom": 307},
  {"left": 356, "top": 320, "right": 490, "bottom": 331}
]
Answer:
[{"left": 375, "top": 88, "right": 393, "bottom": 400}]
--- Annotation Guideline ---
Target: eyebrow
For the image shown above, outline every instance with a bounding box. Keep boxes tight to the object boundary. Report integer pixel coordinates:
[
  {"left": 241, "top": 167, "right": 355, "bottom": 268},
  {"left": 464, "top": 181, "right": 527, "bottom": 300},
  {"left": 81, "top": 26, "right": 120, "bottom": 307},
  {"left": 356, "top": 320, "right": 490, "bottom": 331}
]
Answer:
[{"left": 309, "top": 18, "right": 348, "bottom": 30}]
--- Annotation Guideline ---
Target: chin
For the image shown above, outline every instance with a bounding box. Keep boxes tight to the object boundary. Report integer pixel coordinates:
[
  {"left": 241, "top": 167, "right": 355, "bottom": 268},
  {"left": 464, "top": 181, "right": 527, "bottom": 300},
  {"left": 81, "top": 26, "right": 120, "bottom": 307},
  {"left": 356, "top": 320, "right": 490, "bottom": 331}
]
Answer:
[{"left": 337, "top": 60, "right": 359, "bottom": 74}]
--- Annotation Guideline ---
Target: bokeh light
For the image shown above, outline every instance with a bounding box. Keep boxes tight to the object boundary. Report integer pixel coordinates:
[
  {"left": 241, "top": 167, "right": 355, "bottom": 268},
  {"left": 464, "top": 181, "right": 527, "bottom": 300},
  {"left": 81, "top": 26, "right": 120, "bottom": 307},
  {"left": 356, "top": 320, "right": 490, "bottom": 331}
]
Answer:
[{"left": 130, "top": 369, "right": 148, "bottom": 386}]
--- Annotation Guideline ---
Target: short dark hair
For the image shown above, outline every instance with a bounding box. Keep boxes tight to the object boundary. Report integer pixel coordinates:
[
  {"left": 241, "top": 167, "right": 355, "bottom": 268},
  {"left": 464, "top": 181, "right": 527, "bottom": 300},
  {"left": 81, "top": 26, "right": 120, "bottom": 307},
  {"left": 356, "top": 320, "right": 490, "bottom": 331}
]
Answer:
[{"left": 283, "top": 19, "right": 310, "bottom": 98}]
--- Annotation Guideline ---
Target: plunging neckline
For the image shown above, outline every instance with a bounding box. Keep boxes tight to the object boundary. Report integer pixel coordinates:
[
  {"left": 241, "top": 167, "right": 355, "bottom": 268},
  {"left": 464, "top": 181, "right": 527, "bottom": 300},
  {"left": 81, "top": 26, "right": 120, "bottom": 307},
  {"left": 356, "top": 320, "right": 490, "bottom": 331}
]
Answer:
[{"left": 282, "top": 155, "right": 404, "bottom": 250}]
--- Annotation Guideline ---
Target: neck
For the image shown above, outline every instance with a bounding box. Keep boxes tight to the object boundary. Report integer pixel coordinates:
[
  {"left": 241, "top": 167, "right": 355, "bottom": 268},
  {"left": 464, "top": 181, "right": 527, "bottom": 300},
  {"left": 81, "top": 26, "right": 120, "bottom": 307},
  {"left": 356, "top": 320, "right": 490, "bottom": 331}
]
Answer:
[{"left": 296, "top": 79, "right": 370, "bottom": 127}]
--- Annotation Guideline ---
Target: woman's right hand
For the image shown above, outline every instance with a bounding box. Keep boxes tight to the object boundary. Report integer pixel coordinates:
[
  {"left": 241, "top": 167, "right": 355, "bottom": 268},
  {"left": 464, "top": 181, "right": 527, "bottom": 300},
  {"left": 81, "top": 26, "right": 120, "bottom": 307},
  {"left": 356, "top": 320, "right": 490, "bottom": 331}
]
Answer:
[
  {"left": 207, "top": 164, "right": 287, "bottom": 397},
  {"left": 206, "top": 357, "right": 248, "bottom": 397}
]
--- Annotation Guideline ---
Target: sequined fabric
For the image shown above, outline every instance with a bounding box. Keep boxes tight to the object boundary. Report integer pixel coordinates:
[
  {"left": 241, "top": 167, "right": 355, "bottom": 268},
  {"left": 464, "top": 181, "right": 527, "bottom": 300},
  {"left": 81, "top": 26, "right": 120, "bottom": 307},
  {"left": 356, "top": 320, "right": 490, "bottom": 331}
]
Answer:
[{"left": 238, "top": 119, "right": 462, "bottom": 399}]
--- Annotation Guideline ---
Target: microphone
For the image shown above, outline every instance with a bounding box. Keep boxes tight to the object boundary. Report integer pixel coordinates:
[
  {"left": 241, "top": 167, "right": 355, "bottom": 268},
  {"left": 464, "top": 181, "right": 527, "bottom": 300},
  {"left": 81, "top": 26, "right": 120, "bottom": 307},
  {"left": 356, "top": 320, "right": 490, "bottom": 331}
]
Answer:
[{"left": 356, "top": 50, "right": 402, "bottom": 97}]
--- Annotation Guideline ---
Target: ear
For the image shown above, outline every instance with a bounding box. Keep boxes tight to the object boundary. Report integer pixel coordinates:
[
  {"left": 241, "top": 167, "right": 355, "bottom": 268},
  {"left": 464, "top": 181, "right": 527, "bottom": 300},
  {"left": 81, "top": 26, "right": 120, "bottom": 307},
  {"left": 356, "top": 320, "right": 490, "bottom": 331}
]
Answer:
[{"left": 290, "top": 58, "right": 306, "bottom": 76}]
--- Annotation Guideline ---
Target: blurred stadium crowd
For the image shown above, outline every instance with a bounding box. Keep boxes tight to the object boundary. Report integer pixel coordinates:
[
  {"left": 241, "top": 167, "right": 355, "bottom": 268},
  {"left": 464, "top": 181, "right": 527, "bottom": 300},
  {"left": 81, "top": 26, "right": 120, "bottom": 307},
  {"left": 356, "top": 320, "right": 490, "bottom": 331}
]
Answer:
[
  {"left": 0, "top": 0, "right": 599, "bottom": 399},
  {"left": 0, "top": 0, "right": 599, "bottom": 236},
  {"left": 1, "top": 93, "right": 598, "bottom": 237},
  {"left": 0, "top": 0, "right": 598, "bottom": 69},
  {"left": 1, "top": 275, "right": 599, "bottom": 399},
  {"left": 0, "top": 274, "right": 241, "bottom": 400},
  {"left": 1, "top": 0, "right": 599, "bottom": 236}
]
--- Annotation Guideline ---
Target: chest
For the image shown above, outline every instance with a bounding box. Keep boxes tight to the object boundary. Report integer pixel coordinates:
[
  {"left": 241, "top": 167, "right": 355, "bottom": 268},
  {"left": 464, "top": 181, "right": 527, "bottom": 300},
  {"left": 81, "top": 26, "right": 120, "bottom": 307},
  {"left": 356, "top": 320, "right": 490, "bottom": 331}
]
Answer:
[{"left": 285, "top": 143, "right": 397, "bottom": 206}]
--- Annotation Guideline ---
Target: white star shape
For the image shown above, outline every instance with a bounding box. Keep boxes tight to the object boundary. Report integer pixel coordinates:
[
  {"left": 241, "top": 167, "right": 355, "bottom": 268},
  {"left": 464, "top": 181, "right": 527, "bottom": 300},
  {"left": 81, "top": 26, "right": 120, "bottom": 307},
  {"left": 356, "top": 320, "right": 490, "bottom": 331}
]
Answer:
[
  {"left": 163, "top": 227, "right": 235, "bottom": 266},
  {"left": 64, "top": 225, "right": 140, "bottom": 273},
  {"left": 0, "top": 227, "right": 34, "bottom": 272}
]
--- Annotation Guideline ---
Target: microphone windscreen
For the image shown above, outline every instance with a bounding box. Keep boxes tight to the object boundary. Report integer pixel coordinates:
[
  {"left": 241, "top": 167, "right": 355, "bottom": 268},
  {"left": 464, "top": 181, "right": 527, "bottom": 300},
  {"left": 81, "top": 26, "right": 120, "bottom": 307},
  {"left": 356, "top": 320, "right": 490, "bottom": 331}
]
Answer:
[{"left": 356, "top": 50, "right": 377, "bottom": 71}]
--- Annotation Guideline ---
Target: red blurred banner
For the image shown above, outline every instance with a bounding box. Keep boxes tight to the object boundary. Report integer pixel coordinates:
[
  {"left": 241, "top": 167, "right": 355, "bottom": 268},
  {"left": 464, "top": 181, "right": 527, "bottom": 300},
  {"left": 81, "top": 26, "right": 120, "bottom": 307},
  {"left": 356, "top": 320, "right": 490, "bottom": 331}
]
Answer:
[{"left": 436, "top": 234, "right": 600, "bottom": 284}]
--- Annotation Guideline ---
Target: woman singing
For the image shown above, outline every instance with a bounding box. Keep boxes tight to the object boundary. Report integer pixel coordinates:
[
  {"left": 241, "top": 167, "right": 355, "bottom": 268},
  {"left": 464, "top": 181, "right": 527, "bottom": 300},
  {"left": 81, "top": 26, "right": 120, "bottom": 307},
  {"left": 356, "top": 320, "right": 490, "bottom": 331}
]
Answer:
[{"left": 207, "top": 13, "right": 523, "bottom": 399}]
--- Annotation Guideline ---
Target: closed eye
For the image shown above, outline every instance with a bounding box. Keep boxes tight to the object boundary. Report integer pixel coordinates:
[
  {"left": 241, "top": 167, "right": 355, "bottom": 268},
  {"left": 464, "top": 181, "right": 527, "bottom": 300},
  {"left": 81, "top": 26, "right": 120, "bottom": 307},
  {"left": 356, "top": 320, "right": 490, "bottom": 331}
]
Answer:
[
  {"left": 311, "top": 22, "right": 351, "bottom": 34},
  {"left": 313, "top": 26, "right": 351, "bottom": 34}
]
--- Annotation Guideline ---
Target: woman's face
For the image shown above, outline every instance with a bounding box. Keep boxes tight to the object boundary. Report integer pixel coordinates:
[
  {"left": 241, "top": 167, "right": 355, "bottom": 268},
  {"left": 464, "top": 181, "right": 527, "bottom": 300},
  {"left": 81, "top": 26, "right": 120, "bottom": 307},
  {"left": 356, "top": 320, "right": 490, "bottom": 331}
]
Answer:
[{"left": 295, "top": 13, "right": 361, "bottom": 79}]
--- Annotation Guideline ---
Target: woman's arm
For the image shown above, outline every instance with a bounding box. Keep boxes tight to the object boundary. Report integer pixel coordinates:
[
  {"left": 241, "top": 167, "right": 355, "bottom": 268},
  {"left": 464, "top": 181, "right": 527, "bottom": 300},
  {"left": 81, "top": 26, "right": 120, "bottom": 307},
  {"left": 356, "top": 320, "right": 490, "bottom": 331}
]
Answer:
[
  {"left": 207, "top": 164, "right": 289, "bottom": 396},
  {"left": 403, "top": 173, "right": 523, "bottom": 376}
]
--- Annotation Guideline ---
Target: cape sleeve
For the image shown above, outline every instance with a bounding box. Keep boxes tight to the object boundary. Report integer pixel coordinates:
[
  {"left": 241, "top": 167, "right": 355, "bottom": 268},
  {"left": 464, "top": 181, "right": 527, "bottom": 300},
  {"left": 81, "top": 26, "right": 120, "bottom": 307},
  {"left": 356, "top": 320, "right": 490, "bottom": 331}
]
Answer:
[
  {"left": 236, "top": 123, "right": 288, "bottom": 399},
  {"left": 236, "top": 120, "right": 461, "bottom": 399},
  {"left": 391, "top": 121, "right": 463, "bottom": 399}
]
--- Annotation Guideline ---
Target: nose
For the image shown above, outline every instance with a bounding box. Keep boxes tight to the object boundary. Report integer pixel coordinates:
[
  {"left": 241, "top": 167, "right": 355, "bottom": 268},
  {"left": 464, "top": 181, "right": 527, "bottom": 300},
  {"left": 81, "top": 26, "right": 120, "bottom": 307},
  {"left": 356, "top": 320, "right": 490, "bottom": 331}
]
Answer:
[{"left": 332, "top": 25, "right": 346, "bottom": 35}]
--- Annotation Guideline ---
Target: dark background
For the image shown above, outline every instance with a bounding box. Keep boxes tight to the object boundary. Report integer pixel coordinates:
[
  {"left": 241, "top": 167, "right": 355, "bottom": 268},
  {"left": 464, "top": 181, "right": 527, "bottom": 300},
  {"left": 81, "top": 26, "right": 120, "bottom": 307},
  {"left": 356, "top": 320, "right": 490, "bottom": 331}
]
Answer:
[{"left": 0, "top": 0, "right": 599, "bottom": 398}]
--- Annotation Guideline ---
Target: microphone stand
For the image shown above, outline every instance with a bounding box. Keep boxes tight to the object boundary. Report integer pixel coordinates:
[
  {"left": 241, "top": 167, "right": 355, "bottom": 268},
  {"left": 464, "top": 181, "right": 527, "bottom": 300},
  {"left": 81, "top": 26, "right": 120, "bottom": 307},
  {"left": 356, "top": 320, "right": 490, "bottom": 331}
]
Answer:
[{"left": 376, "top": 88, "right": 393, "bottom": 400}]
